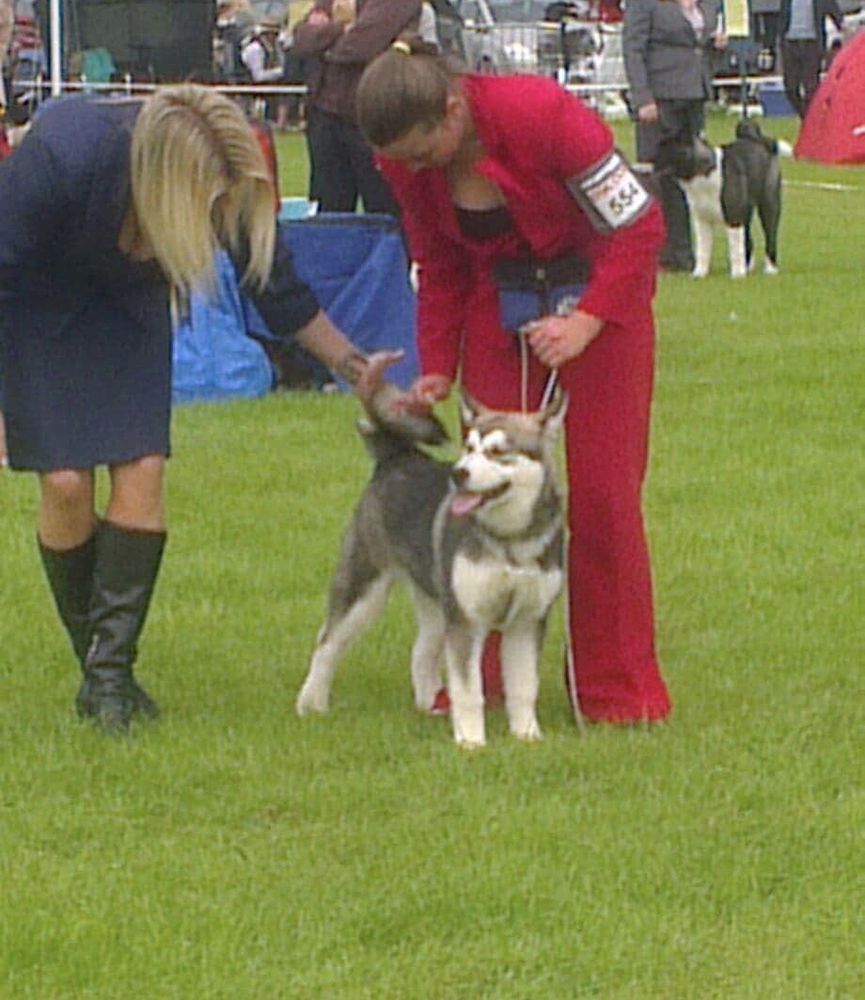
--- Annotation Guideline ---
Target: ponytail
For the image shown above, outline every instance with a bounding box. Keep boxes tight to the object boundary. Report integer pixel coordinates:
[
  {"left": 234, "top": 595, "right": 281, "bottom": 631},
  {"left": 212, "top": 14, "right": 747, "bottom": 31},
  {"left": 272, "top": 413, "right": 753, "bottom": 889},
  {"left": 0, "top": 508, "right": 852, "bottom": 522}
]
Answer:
[{"left": 356, "top": 35, "right": 465, "bottom": 148}]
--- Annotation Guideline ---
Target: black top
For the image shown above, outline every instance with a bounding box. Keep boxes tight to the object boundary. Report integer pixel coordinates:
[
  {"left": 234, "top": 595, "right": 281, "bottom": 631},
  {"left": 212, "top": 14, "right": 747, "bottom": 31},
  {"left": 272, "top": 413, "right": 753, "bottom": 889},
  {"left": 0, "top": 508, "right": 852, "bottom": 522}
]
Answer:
[{"left": 455, "top": 205, "right": 514, "bottom": 242}]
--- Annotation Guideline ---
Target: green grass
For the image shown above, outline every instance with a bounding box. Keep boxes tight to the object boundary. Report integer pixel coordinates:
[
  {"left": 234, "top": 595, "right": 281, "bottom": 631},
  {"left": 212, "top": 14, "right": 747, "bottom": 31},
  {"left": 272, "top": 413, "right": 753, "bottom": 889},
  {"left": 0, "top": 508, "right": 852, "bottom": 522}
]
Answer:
[{"left": 2, "top": 115, "right": 865, "bottom": 999}]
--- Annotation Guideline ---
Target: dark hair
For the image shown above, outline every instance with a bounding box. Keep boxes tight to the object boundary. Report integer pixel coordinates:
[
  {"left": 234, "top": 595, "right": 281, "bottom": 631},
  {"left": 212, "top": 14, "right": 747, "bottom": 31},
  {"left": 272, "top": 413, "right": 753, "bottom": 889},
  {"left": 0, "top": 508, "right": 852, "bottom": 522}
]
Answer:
[{"left": 356, "top": 36, "right": 465, "bottom": 148}]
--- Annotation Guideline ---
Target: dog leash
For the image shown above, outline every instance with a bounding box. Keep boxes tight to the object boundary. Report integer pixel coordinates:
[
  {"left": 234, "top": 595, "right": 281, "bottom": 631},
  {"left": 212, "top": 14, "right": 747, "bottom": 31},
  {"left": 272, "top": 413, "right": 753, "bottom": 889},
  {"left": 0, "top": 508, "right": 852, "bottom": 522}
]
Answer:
[{"left": 517, "top": 329, "right": 560, "bottom": 414}]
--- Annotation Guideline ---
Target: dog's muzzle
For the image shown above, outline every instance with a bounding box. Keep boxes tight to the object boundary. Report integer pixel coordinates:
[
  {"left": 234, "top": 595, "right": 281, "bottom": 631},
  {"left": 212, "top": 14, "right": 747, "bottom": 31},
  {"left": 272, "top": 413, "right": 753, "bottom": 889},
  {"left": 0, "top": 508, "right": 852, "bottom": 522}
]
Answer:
[{"left": 449, "top": 468, "right": 510, "bottom": 518}]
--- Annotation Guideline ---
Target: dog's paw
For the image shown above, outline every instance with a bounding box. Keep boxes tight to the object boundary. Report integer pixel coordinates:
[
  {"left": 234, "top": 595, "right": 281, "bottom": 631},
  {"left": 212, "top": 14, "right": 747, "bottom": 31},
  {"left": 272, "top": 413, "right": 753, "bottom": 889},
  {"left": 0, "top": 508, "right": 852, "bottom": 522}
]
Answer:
[
  {"left": 510, "top": 717, "right": 543, "bottom": 742},
  {"left": 455, "top": 736, "right": 487, "bottom": 751},
  {"left": 730, "top": 268, "right": 747, "bottom": 279},
  {"left": 764, "top": 261, "right": 779, "bottom": 276},
  {"left": 296, "top": 682, "right": 330, "bottom": 717},
  {"left": 691, "top": 268, "right": 709, "bottom": 279}
]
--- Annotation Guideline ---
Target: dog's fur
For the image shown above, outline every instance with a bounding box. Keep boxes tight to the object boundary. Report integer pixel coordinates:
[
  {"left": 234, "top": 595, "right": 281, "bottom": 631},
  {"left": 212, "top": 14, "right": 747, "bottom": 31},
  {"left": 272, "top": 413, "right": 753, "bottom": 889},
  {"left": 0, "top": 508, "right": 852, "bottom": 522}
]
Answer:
[
  {"left": 657, "top": 120, "right": 789, "bottom": 279},
  {"left": 296, "top": 392, "right": 567, "bottom": 748}
]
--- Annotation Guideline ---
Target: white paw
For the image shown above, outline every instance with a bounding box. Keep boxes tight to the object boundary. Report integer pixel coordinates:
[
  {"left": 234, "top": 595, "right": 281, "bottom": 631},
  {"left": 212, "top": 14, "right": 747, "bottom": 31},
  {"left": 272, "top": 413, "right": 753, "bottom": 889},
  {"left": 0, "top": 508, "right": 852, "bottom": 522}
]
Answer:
[
  {"left": 691, "top": 268, "right": 709, "bottom": 279},
  {"left": 510, "top": 717, "right": 543, "bottom": 742},
  {"left": 452, "top": 711, "right": 486, "bottom": 748},
  {"left": 296, "top": 680, "right": 330, "bottom": 716},
  {"left": 764, "top": 261, "right": 779, "bottom": 276},
  {"left": 456, "top": 736, "right": 487, "bottom": 751},
  {"left": 413, "top": 681, "right": 441, "bottom": 713},
  {"left": 730, "top": 268, "right": 747, "bottom": 279}
]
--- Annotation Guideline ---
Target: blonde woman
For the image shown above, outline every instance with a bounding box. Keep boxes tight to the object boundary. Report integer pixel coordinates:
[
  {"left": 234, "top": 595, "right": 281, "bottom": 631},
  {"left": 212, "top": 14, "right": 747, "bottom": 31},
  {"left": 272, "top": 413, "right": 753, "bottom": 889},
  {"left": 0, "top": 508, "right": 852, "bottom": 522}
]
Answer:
[{"left": 0, "top": 84, "right": 392, "bottom": 731}]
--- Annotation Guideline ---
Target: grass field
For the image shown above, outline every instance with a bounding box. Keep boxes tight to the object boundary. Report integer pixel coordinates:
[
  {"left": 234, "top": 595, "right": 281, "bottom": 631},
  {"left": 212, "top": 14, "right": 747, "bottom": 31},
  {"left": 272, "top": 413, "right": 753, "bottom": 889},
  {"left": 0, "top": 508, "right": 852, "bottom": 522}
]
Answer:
[{"left": 2, "top": 112, "right": 864, "bottom": 999}]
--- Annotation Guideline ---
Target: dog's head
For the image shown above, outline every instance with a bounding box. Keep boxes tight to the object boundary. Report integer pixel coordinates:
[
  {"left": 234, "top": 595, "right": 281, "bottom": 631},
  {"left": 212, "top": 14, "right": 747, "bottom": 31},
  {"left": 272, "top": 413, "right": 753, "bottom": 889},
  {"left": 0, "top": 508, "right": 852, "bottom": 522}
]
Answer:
[
  {"left": 731, "top": 118, "right": 782, "bottom": 156},
  {"left": 655, "top": 136, "right": 717, "bottom": 181},
  {"left": 449, "top": 389, "right": 567, "bottom": 535}
]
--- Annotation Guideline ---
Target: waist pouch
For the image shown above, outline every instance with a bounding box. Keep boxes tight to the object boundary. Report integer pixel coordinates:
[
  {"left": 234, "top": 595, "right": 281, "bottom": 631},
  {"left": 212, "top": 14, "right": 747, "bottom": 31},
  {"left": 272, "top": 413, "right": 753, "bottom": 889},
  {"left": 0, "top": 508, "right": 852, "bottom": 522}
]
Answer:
[{"left": 491, "top": 255, "right": 591, "bottom": 334}]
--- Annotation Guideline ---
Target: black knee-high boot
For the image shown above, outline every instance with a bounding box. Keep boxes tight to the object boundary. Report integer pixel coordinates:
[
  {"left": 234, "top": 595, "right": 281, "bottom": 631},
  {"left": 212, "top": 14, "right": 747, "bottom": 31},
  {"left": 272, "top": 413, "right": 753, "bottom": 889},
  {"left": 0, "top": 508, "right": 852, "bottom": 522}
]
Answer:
[
  {"left": 77, "top": 521, "right": 165, "bottom": 731},
  {"left": 38, "top": 530, "right": 160, "bottom": 724},
  {"left": 38, "top": 533, "right": 97, "bottom": 664}
]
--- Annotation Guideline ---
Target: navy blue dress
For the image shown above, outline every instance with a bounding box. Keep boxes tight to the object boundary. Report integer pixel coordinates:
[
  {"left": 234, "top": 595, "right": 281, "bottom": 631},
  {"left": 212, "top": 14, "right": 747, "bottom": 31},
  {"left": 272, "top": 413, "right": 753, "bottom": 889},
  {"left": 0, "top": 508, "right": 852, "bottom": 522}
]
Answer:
[{"left": 0, "top": 96, "right": 320, "bottom": 472}]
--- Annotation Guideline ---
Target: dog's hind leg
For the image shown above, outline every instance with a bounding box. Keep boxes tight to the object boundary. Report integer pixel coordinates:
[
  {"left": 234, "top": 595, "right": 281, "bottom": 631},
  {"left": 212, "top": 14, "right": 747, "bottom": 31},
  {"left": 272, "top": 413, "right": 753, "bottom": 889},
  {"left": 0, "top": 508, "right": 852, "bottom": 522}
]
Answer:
[
  {"left": 408, "top": 583, "right": 446, "bottom": 712},
  {"left": 444, "top": 626, "right": 486, "bottom": 748},
  {"left": 296, "top": 567, "right": 394, "bottom": 716},
  {"left": 759, "top": 172, "right": 782, "bottom": 274},
  {"left": 501, "top": 621, "right": 543, "bottom": 742}
]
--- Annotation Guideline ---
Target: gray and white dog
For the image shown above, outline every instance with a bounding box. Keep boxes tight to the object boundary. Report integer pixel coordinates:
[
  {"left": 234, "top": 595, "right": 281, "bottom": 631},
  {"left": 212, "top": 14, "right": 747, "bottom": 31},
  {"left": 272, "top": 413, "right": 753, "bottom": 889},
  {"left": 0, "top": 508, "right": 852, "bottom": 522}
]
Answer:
[{"left": 296, "top": 390, "right": 567, "bottom": 748}]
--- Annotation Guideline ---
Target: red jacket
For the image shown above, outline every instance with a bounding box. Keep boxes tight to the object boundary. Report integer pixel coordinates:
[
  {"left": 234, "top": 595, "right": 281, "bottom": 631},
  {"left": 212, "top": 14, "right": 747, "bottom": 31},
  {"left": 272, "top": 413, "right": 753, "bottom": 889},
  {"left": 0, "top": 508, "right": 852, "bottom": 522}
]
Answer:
[{"left": 378, "top": 75, "right": 665, "bottom": 381}]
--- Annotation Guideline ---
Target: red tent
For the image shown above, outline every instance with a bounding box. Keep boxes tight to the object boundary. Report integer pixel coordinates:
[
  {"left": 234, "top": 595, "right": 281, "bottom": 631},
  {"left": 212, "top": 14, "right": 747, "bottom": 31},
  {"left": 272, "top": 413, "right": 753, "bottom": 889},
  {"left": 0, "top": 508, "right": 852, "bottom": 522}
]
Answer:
[{"left": 795, "top": 31, "right": 865, "bottom": 164}]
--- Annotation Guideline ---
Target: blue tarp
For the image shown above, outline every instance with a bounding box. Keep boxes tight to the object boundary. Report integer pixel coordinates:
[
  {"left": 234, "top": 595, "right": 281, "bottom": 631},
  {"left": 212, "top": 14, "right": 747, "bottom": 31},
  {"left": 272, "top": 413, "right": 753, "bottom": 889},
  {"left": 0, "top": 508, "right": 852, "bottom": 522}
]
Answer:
[
  {"left": 280, "top": 213, "right": 419, "bottom": 390},
  {"left": 172, "top": 249, "right": 274, "bottom": 404},
  {"left": 172, "top": 213, "right": 418, "bottom": 402}
]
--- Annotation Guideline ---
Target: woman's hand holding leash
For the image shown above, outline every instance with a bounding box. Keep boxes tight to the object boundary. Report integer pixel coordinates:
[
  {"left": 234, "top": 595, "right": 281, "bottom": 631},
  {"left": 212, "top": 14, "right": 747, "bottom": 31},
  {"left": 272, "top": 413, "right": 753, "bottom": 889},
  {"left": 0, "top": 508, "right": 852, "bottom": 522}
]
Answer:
[{"left": 524, "top": 309, "right": 603, "bottom": 370}]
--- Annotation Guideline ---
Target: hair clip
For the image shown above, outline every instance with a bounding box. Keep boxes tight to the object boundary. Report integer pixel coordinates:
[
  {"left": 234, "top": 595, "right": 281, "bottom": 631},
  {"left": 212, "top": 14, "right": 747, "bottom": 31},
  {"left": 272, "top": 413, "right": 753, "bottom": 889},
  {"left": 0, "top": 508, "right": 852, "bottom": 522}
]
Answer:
[{"left": 391, "top": 40, "right": 411, "bottom": 55}]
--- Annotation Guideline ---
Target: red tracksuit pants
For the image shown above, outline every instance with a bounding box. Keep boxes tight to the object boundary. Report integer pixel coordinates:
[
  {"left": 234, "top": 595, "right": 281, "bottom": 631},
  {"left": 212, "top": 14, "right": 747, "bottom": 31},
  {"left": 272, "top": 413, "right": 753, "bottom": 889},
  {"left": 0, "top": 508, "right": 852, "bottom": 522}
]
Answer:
[{"left": 458, "top": 312, "right": 672, "bottom": 724}]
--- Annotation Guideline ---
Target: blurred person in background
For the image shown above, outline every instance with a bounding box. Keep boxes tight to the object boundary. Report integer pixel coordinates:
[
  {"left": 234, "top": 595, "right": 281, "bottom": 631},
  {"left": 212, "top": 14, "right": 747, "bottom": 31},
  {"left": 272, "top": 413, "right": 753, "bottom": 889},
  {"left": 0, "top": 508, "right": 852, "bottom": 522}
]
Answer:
[
  {"left": 292, "top": 0, "right": 422, "bottom": 213},
  {"left": 779, "top": 0, "right": 842, "bottom": 117},
  {"left": 623, "top": 0, "right": 726, "bottom": 272}
]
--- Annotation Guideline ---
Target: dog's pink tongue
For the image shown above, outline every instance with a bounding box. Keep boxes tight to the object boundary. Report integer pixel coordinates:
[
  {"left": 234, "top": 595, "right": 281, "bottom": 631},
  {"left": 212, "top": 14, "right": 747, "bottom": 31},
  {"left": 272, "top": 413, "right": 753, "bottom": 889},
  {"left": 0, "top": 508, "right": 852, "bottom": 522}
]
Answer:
[{"left": 450, "top": 491, "right": 484, "bottom": 518}]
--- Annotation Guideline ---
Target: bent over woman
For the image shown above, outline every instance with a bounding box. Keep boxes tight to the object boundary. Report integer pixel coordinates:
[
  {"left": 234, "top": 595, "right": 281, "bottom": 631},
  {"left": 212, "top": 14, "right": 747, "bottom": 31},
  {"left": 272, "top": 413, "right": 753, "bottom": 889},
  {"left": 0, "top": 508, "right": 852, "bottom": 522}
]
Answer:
[
  {"left": 0, "top": 85, "right": 390, "bottom": 731},
  {"left": 357, "top": 41, "right": 672, "bottom": 725}
]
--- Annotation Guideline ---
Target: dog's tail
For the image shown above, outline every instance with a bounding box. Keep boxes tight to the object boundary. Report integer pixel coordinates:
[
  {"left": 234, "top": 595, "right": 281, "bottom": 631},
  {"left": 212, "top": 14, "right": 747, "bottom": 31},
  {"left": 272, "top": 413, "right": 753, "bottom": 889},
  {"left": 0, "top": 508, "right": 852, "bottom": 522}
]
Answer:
[
  {"left": 364, "top": 382, "right": 448, "bottom": 447},
  {"left": 356, "top": 412, "right": 445, "bottom": 466}
]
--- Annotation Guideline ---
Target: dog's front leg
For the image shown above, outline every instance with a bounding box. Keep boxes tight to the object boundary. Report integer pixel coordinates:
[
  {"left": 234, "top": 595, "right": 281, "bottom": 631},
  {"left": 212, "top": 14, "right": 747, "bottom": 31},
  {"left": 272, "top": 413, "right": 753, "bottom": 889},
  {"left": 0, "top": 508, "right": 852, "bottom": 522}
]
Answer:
[
  {"left": 501, "top": 622, "right": 543, "bottom": 742},
  {"left": 409, "top": 584, "right": 446, "bottom": 712},
  {"left": 445, "top": 627, "right": 486, "bottom": 748},
  {"left": 692, "top": 215, "right": 713, "bottom": 279},
  {"left": 727, "top": 226, "right": 747, "bottom": 278}
]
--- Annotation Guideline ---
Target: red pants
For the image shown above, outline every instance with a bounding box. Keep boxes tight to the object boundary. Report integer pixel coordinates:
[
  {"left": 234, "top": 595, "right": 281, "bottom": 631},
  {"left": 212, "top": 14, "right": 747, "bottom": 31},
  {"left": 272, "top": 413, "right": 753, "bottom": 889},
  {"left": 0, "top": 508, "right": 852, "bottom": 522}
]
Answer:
[{"left": 460, "top": 314, "right": 671, "bottom": 724}]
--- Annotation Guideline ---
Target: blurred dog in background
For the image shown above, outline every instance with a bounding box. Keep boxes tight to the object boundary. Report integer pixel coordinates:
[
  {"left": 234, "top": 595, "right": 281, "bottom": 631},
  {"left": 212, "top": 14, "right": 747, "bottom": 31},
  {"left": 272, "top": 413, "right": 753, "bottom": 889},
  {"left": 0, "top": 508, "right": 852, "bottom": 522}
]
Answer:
[{"left": 657, "top": 119, "right": 792, "bottom": 278}]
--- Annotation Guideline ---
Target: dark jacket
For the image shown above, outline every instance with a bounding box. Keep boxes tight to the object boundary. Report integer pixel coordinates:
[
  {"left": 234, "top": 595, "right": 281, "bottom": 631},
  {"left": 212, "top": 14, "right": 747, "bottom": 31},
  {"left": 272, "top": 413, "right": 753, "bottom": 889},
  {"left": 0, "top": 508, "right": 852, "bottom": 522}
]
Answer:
[
  {"left": 292, "top": 0, "right": 421, "bottom": 123},
  {"left": 0, "top": 95, "right": 320, "bottom": 470},
  {"left": 623, "top": 0, "right": 723, "bottom": 110},
  {"left": 780, "top": 0, "right": 843, "bottom": 51}
]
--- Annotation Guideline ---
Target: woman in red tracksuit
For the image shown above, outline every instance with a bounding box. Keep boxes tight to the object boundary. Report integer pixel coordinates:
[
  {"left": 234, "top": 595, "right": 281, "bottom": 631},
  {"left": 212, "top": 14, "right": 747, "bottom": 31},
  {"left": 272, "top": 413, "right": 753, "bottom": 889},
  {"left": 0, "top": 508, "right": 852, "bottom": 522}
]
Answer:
[{"left": 357, "top": 39, "right": 672, "bottom": 724}]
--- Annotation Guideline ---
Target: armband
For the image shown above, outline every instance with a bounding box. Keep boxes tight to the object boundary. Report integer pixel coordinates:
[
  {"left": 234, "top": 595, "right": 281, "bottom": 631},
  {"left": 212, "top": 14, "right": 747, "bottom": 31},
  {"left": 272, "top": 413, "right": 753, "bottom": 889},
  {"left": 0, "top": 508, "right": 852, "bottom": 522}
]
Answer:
[{"left": 565, "top": 150, "right": 651, "bottom": 233}]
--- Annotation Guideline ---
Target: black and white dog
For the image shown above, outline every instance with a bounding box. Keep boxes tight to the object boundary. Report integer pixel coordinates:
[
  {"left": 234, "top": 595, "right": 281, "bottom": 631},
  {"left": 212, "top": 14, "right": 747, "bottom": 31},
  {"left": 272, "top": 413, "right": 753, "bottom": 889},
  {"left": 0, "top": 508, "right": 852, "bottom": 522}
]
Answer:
[
  {"left": 296, "top": 391, "right": 567, "bottom": 749},
  {"left": 657, "top": 120, "right": 791, "bottom": 279}
]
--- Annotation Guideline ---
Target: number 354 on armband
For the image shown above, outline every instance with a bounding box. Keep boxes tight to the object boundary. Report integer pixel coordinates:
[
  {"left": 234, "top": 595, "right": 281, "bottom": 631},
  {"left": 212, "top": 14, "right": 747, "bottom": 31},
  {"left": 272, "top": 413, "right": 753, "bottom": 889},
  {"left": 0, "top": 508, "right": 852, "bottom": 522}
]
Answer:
[{"left": 566, "top": 151, "right": 652, "bottom": 233}]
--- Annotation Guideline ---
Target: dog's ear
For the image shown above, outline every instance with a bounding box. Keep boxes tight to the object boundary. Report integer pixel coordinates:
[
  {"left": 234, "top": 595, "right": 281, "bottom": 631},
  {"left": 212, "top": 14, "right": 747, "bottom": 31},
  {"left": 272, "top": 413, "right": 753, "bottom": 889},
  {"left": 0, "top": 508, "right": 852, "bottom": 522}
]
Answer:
[
  {"left": 459, "top": 390, "right": 489, "bottom": 428},
  {"left": 539, "top": 387, "right": 568, "bottom": 439}
]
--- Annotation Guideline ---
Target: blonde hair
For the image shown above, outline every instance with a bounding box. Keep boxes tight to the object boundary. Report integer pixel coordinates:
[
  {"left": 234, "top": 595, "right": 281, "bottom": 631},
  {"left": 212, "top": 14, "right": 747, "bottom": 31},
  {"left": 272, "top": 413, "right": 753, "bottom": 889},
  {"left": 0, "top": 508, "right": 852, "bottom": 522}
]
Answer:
[{"left": 130, "top": 84, "right": 276, "bottom": 297}]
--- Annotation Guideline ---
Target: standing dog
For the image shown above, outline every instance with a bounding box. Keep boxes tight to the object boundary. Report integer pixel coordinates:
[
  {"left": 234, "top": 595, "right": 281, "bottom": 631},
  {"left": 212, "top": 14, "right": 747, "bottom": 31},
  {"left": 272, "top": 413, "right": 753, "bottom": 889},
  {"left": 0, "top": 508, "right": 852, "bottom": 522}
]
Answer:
[
  {"left": 657, "top": 120, "right": 789, "bottom": 278},
  {"left": 296, "top": 392, "right": 567, "bottom": 748}
]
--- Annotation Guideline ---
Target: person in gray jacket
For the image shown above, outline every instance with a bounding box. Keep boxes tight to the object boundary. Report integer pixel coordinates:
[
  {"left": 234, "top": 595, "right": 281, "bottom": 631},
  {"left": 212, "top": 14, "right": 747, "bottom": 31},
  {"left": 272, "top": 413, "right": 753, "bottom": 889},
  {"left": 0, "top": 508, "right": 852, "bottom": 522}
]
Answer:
[
  {"left": 623, "top": 0, "right": 726, "bottom": 271},
  {"left": 779, "top": 0, "right": 843, "bottom": 118}
]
